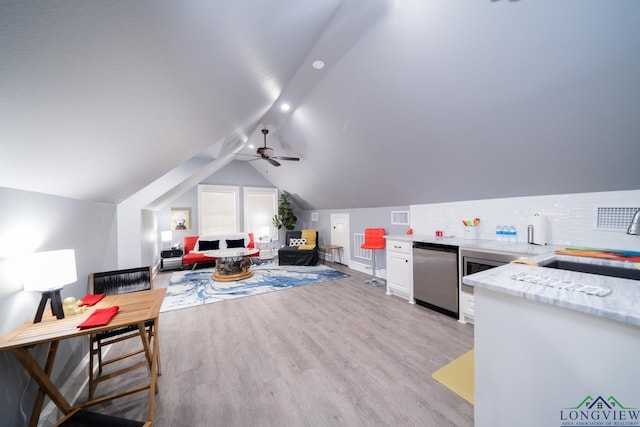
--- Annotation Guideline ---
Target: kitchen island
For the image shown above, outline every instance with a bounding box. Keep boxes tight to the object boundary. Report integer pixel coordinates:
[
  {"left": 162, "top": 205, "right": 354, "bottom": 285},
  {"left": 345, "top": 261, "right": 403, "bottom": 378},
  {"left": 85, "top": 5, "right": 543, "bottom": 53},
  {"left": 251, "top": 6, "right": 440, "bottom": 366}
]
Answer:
[{"left": 463, "top": 253, "right": 640, "bottom": 427}]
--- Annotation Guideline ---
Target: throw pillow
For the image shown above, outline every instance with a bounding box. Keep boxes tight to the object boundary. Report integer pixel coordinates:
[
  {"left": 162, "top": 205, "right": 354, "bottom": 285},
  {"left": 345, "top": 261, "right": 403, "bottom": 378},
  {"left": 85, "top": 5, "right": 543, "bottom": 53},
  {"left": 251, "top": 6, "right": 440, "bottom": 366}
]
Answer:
[
  {"left": 299, "top": 229, "right": 317, "bottom": 250},
  {"left": 289, "top": 238, "right": 307, "bottom": 247},
  {"left": 198, "top": 240, "right": 219, "bottom": 251},
  {"left": 226, "top": 238, "right": 245, "bottom": 248}
]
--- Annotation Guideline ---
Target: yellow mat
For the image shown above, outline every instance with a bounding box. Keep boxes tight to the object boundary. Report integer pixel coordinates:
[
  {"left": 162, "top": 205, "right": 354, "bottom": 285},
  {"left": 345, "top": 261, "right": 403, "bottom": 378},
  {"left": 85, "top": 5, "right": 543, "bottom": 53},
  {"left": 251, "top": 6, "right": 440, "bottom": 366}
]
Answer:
[{"left": 431, "top": 349, "right": 474, "bottom": 404}]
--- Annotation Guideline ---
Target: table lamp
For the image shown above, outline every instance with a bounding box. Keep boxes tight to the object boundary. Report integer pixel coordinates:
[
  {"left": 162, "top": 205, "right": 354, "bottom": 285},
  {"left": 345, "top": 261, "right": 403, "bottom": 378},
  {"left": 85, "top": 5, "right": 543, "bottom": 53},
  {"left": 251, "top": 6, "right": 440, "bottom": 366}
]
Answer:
[
  {"left": 23, "top": 249, "right": 78, "bottom": 323},
  {"left": 161, "top": 231, "right": 172, "bottom": 249},
  {"left": 260, "top": 227, "right": 270, "bottom": 242}
]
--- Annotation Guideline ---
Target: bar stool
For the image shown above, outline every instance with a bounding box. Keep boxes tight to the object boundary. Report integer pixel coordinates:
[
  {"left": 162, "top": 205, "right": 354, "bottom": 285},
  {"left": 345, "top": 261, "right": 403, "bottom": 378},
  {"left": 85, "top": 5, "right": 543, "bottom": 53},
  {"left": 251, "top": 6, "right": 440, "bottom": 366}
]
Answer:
[{"left": 361, "top": 228, "right": 386, "bottom": 286}]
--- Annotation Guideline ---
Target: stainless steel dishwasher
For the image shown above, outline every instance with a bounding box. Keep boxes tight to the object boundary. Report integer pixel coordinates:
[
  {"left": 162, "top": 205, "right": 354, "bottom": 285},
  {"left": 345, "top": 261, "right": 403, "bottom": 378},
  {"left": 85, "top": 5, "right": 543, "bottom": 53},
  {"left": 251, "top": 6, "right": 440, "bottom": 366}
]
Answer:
[{"left": 413, "top": 242, "right": 459, "bottom": 319}]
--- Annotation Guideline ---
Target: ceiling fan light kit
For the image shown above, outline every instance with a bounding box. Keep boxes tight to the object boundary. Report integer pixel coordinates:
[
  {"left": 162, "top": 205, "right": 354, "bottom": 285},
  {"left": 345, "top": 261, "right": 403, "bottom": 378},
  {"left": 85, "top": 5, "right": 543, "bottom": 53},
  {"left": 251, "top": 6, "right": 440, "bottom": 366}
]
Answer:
[{"left": 253, "top": 129, "right": 300, "bottom": 167}]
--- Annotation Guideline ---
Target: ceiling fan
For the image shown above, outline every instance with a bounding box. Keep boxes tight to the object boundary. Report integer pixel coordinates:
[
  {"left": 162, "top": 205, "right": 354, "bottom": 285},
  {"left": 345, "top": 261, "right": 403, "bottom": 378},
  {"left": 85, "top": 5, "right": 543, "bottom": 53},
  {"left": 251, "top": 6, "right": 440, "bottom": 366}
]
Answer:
[{"left": 246, "top": 128, "right": 300, "bottom": 167}]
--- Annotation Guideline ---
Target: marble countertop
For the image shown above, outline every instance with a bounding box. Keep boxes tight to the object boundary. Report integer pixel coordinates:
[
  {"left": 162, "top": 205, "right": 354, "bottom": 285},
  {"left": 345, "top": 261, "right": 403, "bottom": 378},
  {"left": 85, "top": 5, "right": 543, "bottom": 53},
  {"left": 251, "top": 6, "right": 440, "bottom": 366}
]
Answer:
[
  {"left": 463, "top": 252, "right": 640, "bottom": 327},
  {"left": 384, "top": 234, "right": 558, "bottom": 256},
  {"left": 385, "top": 234, "right": 640, "bottom": 326}
]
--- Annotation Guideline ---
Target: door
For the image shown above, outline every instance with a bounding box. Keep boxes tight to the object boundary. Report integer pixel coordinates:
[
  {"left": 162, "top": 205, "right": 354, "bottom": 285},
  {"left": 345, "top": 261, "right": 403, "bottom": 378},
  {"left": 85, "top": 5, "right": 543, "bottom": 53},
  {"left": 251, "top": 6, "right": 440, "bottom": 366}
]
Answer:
[{"left": 330, "top": 213, "right": 350, "bottom": 265}]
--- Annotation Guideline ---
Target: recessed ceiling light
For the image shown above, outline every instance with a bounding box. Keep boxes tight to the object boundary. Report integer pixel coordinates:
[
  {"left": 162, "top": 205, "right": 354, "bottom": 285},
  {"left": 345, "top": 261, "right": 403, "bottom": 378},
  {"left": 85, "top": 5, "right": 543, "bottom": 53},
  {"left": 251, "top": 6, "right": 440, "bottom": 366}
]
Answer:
[
  {"left": 312, "top": 60, "right": 325, "bottom": 70},
  {"left": 281, "top": 103, "right": 290, "bottom": 111},
  {"left": 248, "top": 144, "right": 255, "bottom": 149}
]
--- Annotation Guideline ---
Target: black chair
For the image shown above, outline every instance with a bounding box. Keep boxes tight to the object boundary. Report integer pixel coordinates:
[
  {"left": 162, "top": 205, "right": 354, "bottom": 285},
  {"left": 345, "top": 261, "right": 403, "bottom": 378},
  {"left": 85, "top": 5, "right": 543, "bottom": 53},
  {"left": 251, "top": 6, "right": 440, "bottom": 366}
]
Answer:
[
  {"left": 88, "top": 266, "right": 160, "bottom": 400},
  {"left": 278, "top": 230, "right": 319, "bottom": 266},
  {"left": 54, "top": 408, "right": 151, "bottom": 427}
]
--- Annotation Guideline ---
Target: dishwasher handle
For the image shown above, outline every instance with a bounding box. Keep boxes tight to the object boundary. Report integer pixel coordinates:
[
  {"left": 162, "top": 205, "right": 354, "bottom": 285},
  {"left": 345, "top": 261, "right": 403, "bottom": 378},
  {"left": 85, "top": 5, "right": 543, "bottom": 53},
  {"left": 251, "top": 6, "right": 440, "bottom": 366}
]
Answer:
[{"left": 413, "top": 242, "right": 458, "bottom": 253}]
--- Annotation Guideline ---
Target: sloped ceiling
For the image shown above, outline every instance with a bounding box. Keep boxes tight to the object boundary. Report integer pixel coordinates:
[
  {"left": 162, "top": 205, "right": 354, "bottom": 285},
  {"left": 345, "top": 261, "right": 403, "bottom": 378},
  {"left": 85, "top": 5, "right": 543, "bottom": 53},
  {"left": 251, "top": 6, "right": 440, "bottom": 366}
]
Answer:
[
  {"left": 2, "top": 1, "right": 639, "bottom": 210},
  {"left": 0, "top": 0, "right": 345, "bottom": 202}
]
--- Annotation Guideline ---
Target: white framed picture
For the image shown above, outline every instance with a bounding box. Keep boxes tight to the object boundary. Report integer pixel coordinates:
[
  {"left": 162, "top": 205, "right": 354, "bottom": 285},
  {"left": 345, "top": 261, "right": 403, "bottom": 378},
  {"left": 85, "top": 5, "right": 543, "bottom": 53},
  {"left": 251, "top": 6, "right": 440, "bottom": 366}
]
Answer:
[{"left": 170, "top": 208, "right": 191, "bottom": 230}]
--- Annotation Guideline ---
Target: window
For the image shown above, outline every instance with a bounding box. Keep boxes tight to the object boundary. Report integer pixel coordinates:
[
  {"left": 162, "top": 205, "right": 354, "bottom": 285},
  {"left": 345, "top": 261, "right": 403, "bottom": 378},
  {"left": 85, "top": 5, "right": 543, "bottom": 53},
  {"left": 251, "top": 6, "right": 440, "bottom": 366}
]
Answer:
[
  {"left": 197, "top": 185, "right": 278, "bottom": 239},
  {"left": 198, "top": 185, "right": 239, "bottom": 235},
  {"left": 244, "top": 187, "right": 277, "bottom": 240}
]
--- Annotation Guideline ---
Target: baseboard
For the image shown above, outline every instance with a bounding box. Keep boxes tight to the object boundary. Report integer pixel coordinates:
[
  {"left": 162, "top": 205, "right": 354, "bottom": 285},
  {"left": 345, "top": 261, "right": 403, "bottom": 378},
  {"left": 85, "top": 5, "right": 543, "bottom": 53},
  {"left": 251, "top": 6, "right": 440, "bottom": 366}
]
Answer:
[
  {"left": 153, "top": 261, "right": 161, "bottom": 276},
  {"left": 349, "top": 260, "right": 387, "bottom": 279}
]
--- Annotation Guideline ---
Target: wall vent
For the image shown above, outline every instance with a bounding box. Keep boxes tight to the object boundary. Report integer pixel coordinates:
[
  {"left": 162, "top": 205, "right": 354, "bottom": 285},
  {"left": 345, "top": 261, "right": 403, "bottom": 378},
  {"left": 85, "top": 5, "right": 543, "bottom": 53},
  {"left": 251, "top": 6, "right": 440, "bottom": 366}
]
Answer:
[
  {"left": 353, "top": 233, "right": 370, "bottom": 260},
  {"left": 594, "top": 206, "right": 639, "bottom": 231},
  {"left": 391, "top": 211, "right": 410, "bottom": 225}
]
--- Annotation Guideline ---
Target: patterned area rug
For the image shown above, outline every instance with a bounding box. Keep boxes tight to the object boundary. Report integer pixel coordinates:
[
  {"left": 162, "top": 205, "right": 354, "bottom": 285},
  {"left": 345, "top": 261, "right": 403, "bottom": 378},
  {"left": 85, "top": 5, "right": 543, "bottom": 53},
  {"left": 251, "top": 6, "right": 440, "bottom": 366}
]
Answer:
[{"left": 160, "top": 262, "right": 350, "bottom": 313}]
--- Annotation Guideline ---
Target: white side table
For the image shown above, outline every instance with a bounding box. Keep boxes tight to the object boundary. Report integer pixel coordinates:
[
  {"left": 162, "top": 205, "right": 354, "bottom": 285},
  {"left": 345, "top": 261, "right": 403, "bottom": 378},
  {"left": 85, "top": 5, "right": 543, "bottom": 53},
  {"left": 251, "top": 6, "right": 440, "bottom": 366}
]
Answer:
[
  {"left": 257, "top": 242, "right": 276, "bottom": 260},
  {"left": 320, "top": 245, "right": 343, "bottom": 264}
]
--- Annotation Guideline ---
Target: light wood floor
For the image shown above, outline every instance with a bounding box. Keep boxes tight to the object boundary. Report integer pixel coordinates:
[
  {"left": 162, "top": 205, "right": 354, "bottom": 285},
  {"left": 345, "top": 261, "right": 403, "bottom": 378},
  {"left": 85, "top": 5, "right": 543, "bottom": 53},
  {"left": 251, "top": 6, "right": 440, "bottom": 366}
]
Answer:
[{"left": 90, "top": 263, "right": 475, "bottom": 426}]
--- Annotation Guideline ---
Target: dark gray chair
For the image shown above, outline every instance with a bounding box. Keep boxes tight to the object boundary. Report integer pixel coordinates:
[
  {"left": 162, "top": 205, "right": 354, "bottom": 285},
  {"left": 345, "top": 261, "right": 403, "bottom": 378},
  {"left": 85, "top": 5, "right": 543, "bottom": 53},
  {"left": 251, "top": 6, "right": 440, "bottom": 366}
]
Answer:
[
  {"left": 278, "top": 230, "right": 319, "bottom": 266},
  {"left": 88, "top": 266, "right": 160, "bottom": 400},
  {"left": 54, "top": 408, "right": 151, "bottom": 427}
]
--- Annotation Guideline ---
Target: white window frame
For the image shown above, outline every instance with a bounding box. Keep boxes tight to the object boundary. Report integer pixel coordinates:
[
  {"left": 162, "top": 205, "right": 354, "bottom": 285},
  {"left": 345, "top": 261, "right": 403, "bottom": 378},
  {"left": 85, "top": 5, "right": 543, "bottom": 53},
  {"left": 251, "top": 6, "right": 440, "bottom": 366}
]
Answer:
[
  {"left": 198, "top": 184, "right": 240, "bottom": 235},
  {"left": 243, "top": 187, "right": 278, "bottom": 241}
]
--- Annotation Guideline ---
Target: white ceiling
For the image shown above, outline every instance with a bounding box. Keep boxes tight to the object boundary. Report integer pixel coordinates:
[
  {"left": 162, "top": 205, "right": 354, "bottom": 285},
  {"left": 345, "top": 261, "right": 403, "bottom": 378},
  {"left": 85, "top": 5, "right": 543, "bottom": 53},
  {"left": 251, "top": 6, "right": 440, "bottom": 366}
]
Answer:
[{"left": 2, "top": 1, "right": 639, "bottom": 210}]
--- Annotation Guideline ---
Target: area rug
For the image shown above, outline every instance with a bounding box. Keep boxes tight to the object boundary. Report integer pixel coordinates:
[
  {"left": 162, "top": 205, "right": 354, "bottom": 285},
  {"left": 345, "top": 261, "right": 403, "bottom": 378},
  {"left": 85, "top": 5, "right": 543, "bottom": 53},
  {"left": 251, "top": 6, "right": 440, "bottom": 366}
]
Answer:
[
  {"left": 432, "top": 349, "right": 475, "bottom": 405},
  {"left": 160, "top": 262, "right": 349, "bottom": 313}
]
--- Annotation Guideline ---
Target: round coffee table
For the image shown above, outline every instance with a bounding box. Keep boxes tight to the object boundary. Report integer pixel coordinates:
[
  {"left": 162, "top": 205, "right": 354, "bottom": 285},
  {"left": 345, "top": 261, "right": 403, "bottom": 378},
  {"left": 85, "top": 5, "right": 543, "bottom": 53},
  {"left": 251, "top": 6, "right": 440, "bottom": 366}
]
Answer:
[{"left": 204, "top": 248, "right": 259, "bottom": 281}]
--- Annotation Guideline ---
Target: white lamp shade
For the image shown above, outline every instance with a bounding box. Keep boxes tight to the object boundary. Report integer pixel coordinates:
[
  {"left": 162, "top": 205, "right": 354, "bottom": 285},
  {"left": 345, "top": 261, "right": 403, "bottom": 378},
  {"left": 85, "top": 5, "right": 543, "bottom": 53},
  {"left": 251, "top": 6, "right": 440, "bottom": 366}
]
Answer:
[
  {"left": 23, "top": 249, "right": 78, "bottom": 292},
  {"left": 161, "top": 231, "right": 173, "bottom": 242}
]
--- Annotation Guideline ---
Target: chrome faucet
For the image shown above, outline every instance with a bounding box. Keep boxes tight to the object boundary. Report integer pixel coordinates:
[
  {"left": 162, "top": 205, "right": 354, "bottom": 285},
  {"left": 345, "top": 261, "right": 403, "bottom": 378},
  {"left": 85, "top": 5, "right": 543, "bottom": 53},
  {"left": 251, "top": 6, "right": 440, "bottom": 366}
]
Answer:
[{"left": 628, "top": 209, "right": 640, "bottom": 235}]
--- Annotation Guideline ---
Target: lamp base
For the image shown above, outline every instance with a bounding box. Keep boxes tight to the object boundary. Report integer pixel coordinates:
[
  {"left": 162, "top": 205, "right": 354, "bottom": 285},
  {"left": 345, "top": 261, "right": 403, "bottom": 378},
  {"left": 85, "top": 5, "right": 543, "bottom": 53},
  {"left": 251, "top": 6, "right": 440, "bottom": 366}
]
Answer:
[{"left": 34, "top": 288, "right": 65, "bottom": 323}]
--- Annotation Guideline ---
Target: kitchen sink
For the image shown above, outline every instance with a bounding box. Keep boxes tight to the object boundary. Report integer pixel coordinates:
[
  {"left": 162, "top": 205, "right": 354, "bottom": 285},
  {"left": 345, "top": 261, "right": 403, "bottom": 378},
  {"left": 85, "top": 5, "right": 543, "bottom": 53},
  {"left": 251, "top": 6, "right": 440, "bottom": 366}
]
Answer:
[{"left": 542, "top": 260, "right": 640, "bottom": 281}]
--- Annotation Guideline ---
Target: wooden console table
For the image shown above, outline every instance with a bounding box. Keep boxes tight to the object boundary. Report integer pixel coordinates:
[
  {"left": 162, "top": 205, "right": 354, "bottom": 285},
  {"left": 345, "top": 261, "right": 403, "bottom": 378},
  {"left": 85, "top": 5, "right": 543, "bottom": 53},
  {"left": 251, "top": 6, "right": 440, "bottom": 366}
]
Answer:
[{"left": 0, "top": 288, "right": 166, "bottom": 426}]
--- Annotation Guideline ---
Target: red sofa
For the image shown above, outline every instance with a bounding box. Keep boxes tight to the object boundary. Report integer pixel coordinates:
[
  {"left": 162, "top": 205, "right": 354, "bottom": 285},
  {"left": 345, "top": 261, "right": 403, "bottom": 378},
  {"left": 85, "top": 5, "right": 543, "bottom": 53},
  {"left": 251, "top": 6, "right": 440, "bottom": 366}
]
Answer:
[{"left": 182, "top": 233, "right": 258, "bottom": 269}]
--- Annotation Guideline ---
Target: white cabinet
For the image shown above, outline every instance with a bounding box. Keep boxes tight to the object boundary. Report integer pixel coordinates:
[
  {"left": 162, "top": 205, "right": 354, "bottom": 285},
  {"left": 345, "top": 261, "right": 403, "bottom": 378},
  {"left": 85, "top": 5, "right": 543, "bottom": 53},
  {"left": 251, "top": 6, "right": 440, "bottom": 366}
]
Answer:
[{"left": 385, "top": 238, "right": 414, "bottom": 303}]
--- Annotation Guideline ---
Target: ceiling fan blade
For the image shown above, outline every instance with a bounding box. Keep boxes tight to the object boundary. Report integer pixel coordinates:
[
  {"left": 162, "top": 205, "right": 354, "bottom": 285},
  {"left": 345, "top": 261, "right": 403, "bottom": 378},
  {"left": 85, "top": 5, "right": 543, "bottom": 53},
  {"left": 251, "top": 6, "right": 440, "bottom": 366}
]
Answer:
[
  {"left": 272, "top": 156, "right": 300, "bottom": 161},
  {"left": 267, "top": 158, "right": 281, "bottom": 167}
]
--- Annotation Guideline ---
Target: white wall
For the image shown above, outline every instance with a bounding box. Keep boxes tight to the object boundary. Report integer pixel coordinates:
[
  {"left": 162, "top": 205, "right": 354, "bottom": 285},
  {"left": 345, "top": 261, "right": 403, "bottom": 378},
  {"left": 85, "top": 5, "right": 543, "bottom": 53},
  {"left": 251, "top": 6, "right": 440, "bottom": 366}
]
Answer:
[
  {"left": 141, "top": 209, "right": 158, "bottom": 269},
  {"left": 117, "top": 156, "right": 220, "bottom": 268},
  {"left": 410, "top": 189, "right": 640, "bottom": 251},
  {"left": 0, "top": 186, "right": 117, "bottom": 427}
]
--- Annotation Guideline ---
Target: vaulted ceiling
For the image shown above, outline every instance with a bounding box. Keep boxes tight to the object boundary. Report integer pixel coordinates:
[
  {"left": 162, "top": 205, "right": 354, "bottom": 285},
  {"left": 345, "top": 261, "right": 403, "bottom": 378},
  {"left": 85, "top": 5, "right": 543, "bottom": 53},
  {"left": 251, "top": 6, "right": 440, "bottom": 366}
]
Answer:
[{"left": 2, "top": 1, "right": 639, "bottom": 211}]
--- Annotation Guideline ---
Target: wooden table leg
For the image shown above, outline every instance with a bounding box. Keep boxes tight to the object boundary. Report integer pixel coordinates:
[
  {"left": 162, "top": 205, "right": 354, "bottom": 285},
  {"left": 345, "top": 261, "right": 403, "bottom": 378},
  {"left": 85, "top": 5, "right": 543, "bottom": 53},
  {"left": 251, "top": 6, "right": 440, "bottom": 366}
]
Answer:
[
  {"left": 138, "top": 322, "right": 153, "bottom": 371},
  {"left": 31, "top": 341, "right": 58, "bottom": 427},
  {"left": 12, "top": 343, "right": 72, "bottom": 427},
  {"left": 149, "top": 320, "right": 159, "bottom": 422},
  {"left": 138, "top": 321, "right": 158, "bottom": 423}
]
